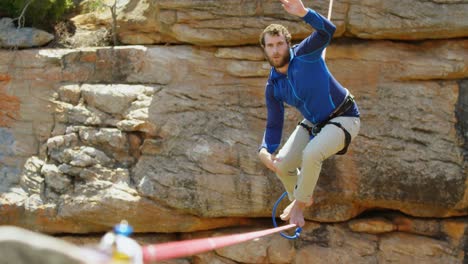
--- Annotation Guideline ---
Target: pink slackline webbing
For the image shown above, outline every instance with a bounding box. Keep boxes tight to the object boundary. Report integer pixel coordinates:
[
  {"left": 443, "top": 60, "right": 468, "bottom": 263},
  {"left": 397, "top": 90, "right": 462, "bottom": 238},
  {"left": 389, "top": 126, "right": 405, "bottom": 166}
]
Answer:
[{"left": 142, "top": 224, "right": 296, "bottom": 262}]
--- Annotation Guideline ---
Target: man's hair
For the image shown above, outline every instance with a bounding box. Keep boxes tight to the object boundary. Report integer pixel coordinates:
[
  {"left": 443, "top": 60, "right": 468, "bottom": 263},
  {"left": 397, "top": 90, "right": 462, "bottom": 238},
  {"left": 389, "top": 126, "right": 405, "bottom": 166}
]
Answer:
[{"left": 259, "top": 24, "right": 291, "bottom": 48}]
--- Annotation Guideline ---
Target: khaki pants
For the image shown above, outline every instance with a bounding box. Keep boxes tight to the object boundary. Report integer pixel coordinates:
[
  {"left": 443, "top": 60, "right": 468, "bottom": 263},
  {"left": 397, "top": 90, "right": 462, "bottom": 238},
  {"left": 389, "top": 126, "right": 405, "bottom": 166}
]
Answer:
[{"left": 273, "top": 116, "right": 361, "bottom": 203}]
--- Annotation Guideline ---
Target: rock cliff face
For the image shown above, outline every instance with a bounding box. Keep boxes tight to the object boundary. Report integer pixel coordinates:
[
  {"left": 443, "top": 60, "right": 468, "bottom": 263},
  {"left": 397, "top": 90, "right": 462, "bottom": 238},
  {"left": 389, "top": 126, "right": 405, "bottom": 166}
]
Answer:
[{"left": 0, "top": 0, "right": 467, "bottom": 263}]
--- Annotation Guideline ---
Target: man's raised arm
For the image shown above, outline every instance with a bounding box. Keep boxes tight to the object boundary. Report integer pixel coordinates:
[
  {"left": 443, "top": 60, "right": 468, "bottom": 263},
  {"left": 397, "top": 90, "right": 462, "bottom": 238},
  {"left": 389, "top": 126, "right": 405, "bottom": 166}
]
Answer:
[{"left": 279, "top": 0, "right": 308, "bottom": 17}]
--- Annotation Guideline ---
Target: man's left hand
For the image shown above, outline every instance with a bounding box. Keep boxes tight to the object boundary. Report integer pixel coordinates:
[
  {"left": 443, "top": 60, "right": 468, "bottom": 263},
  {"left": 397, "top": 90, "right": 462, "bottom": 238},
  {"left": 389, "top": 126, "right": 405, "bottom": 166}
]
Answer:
[{"left": 279, "top": 0, "right": 308, "bottom": 17}]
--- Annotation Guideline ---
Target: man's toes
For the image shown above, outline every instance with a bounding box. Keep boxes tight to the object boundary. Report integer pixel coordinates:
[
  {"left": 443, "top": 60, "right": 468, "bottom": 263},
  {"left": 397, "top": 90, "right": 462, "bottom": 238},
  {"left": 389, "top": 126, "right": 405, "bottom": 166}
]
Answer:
[{"left": 280, "top": 212, "right": 290, "bottom": 221}]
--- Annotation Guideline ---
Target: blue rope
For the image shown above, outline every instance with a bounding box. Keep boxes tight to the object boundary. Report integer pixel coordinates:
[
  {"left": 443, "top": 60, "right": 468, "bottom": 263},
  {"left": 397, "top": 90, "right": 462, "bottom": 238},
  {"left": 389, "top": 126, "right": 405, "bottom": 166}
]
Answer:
[{"left": 272, "top": 192, "right": 302, "bottom": 239}]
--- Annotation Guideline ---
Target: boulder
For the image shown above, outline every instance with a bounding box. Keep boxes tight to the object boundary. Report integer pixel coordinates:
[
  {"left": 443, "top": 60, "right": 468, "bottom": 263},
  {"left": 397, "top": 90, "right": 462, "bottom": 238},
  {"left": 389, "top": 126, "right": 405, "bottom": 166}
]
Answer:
[{"left": 0, "top": 18, "right": 54, "bottom": 48}]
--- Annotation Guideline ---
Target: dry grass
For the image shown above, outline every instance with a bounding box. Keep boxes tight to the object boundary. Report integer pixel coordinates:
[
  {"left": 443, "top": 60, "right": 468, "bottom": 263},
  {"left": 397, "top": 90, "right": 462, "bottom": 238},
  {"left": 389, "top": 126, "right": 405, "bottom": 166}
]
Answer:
[{"left": 48, "top": 19, "right": 112, "bottom": 48}]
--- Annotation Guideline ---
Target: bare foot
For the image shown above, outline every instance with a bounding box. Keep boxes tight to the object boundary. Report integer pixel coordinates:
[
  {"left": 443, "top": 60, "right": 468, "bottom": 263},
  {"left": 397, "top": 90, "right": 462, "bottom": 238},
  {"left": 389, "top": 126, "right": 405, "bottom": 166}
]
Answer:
[
  {"left": 288, "top": 203, "right": 305, "bottom": 227},
  {"left": 280, "top": 200, "right": 296, "bottom": 221},
  {"left": 281, "top": 197, "right": 313, "bottom": 221}
]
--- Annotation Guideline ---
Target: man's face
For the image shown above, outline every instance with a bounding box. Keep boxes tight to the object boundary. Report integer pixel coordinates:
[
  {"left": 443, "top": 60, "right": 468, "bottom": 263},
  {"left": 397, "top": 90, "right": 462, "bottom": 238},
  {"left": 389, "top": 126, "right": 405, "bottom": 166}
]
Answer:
[{"left": 263, "top": 33, "right": 290, "bottom": 69}]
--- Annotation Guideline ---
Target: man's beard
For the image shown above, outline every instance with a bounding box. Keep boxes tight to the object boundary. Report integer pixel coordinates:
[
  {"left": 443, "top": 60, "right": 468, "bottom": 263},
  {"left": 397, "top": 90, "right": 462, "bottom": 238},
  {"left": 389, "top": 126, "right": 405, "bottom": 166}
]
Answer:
[{"left": 266, "top": 52, "right": 290, "bottom": 69}]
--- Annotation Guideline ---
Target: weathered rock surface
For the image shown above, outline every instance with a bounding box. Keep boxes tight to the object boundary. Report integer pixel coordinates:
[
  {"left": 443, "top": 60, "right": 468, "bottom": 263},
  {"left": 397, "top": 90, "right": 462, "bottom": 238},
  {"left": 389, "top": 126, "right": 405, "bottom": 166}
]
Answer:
[
  {"left": 0, "top": 0, "right": 467, "bottom": 263},
  {"left": 72, "top": 0, "right": 468, "bottom": 45},
  {"left": 0, "top": 39, "right": 466, "bottom": 233}
]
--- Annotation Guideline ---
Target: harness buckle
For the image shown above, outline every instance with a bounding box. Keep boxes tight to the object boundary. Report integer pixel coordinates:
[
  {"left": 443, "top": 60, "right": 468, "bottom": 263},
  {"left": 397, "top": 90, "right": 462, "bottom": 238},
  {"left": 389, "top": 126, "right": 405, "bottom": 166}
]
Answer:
[
  {"left": 298, "top": 121, "right": 322, "bottom": 136},
  {"left": 311, "top": 125, "right": 321, "bottom": 136}
]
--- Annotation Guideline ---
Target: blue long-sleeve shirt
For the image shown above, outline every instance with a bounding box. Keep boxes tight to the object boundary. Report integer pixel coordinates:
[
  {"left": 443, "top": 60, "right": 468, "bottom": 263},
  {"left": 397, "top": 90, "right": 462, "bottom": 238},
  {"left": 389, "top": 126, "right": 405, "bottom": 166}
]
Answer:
[{"left": 260, "top": 8, "right": 360, "bottom": 154}]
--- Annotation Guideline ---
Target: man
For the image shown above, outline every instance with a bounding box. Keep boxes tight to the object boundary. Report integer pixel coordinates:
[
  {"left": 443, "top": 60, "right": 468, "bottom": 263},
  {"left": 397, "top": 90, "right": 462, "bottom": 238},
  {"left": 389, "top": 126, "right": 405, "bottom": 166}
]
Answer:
[{"left": 258, "top": 0, "right": 361, "bottom": 227}]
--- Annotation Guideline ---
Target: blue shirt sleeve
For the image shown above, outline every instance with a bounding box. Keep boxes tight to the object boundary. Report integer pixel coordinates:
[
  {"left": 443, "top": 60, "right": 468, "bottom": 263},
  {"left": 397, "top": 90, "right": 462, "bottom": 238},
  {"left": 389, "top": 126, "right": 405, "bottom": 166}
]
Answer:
[
  {"left": 260, "top": 81, "right": 284, "bottom": 153},
  {"left": 295, "top": 8, "right": 336, "bottom": 56}
]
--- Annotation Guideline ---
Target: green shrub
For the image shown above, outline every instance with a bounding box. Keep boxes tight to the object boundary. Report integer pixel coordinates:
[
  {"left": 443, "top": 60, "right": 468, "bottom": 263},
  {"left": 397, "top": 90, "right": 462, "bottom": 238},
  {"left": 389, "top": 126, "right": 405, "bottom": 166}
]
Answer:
[{"left": 0, "top": 0, "right": 74, "bottom": 30}]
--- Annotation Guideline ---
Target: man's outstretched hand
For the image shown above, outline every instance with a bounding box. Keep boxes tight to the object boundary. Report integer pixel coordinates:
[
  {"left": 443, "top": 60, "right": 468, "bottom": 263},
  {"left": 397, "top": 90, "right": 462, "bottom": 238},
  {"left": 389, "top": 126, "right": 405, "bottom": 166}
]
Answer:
[
  {"left": 279, "top": 0, "right": 308, "bottom": 17},
  {"left": 258, "top": 148, "right": 279, "bottom": 173}
]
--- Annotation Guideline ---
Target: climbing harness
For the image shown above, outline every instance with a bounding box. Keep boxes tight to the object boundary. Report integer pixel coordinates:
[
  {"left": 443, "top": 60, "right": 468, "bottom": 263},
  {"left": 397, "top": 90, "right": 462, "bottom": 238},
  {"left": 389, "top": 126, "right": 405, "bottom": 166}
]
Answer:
[
  {"left": 271, "top": 192, "right": 303, "bottom": 239},
  {"left": 298, "top": 93, "right": 355, "bottom": 155}
]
